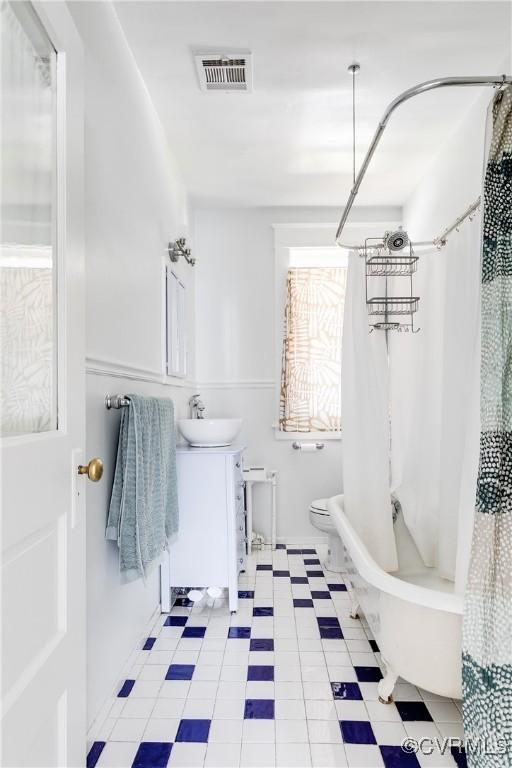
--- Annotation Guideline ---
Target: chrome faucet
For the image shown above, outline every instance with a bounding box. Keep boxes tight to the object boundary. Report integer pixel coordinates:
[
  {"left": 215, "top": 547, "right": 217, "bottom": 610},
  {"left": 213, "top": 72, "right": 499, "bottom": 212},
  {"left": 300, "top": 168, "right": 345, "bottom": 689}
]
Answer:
[{"left": 189, "top": 394, "right": 206, "bottom": 419}]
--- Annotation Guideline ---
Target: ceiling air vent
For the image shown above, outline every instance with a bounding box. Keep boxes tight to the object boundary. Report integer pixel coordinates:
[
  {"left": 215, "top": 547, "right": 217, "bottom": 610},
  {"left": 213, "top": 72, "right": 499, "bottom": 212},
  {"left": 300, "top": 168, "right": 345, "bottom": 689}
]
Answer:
[{"left": 194, "top": 52, "right": 253, "bottom": 93}]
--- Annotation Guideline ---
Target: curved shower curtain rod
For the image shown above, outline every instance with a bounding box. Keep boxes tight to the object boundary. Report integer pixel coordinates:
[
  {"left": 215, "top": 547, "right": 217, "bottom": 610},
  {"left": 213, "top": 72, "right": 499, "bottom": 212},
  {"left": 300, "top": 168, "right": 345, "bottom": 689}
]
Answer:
[{"left": 336, "top": 74, "right": 512, "bottom": 250}]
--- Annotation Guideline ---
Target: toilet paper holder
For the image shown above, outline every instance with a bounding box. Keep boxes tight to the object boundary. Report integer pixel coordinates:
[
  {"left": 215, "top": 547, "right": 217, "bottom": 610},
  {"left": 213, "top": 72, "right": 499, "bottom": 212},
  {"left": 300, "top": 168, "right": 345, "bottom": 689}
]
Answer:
[{"left": 292, "top": 441, "right": 325, "bottom": 451}]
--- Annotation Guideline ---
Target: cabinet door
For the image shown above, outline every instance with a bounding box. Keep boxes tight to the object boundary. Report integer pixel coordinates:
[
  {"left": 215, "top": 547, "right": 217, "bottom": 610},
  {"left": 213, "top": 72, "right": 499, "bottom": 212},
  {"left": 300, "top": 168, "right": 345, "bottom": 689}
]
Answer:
[{"left": 170, "top": 454, "right": 229, "bottom": 587}]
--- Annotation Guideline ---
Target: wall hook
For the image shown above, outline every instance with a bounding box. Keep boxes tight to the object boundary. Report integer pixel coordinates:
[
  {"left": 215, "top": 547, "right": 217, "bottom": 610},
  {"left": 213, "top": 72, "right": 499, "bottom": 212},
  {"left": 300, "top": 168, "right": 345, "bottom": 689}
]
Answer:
[{"left": 168, "top": 237, "right": 195, "bottom": 266}]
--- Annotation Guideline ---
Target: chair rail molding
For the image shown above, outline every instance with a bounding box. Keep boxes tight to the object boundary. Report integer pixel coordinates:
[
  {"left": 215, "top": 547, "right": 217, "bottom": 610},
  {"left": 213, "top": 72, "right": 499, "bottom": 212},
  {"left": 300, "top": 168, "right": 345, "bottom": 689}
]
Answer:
[
  {"left": 86, "top": 355, "right": 190, "bottom": 387},
  {"left": 198, "top": 379, "right": 275, "bottom": 390},
  {"left": 85, "top": 359, "right": 275, "bottom": 390}
]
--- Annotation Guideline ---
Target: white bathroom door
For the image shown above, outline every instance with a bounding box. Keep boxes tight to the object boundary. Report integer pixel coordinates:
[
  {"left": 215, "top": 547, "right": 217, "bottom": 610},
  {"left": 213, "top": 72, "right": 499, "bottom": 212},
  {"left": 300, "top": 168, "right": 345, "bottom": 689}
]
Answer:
[{"left": 1, "top": 3, "right": 87, "bottom": 766}]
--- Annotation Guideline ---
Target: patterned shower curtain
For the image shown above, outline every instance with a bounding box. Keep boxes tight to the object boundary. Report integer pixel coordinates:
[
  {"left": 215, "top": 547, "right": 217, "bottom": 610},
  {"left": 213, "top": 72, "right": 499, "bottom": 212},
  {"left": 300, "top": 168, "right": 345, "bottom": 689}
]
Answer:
[{"left": 462, "top": 85, "right": 512, "bottom": 767}]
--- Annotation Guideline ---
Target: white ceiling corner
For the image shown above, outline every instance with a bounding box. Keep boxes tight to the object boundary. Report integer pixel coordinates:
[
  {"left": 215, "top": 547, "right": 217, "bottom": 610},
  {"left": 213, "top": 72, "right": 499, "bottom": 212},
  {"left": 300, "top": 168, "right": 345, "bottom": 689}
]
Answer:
[{"left": 114, "top": 1, "right": 511, "bottom": 208}]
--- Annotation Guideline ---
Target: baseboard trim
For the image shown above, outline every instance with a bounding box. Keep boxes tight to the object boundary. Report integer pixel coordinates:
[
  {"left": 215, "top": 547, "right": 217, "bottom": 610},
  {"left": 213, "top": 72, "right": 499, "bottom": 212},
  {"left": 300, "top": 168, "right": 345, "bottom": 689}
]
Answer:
[{"left": 276, "top": 535, "right": 329, "bottom": 546}]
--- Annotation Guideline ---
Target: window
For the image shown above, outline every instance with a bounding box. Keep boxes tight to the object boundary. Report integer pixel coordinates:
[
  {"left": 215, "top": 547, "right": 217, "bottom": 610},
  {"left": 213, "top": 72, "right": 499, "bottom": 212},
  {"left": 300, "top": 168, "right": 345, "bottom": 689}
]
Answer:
[
  {"left": 1, "top": 2, "right": 58, "bottom": 436},
  {"left": 278, "top": 252, "right": 347, "bottom": 435}
]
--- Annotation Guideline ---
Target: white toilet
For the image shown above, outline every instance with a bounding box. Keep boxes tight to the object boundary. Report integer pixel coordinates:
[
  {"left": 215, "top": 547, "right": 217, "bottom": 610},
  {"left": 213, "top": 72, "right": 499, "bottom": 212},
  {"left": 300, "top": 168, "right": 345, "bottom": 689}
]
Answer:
[{"left": 308, "top": 498, "right": 344, "bottom": 573}]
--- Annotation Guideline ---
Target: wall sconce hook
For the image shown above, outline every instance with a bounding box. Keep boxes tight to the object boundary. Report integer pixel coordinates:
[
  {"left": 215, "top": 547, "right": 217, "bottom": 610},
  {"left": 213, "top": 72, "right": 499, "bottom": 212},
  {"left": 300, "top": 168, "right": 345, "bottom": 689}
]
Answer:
[{"left": 168, "top": 237, "right": 195, "bottom": 266}]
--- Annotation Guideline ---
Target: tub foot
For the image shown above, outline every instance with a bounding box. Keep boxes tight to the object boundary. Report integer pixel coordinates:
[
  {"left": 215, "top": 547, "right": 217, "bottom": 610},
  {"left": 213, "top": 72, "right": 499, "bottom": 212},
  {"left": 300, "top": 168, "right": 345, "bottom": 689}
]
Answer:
[
  {"left": 378, "top": 663, "right": 398, "bottom": 704},
  {"left": 349, "top": 596, "right": 360, "bottom": 620}
]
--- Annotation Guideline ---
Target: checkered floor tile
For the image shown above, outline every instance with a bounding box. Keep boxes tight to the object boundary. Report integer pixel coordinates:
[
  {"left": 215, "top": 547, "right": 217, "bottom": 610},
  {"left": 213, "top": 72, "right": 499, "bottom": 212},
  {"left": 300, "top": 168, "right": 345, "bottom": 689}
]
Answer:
[{"left": 88, "top": 545, "right": 466, "bottom": 767}]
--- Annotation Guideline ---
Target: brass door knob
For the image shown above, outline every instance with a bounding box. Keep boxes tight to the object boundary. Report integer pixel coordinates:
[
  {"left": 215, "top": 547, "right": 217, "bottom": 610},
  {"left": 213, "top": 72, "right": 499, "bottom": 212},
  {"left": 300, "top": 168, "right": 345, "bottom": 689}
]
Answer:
[{"left": 77, "top": 457, "right": 104, "bottom": 482}]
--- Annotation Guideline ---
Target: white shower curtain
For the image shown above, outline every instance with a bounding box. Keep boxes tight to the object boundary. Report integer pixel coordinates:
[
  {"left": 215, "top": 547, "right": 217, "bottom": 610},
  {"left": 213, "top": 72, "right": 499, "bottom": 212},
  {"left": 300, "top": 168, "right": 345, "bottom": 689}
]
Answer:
[
  {"left": 390, "top": 227, "right": 481, "bottom": 586},
  {"left": 341, "top": 251, "right": 398, "bottom": 573},
  {"left": 439, "top": 224, "right": 481, "bottom": 589}
]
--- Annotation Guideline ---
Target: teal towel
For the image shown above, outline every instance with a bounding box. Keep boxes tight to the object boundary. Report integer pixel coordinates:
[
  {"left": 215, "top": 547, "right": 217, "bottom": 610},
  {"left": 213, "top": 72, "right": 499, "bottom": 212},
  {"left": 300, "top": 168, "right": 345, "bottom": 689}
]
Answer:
[{"left": 106, "top": 395, "right": 178, "bottom": 583}]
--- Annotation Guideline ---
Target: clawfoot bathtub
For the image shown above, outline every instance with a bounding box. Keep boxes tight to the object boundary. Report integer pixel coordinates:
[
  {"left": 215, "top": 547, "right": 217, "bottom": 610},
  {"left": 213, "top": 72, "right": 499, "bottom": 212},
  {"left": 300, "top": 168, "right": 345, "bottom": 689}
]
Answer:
[{"left": 327, "top": 495, "right": 463, "bottom": 702}]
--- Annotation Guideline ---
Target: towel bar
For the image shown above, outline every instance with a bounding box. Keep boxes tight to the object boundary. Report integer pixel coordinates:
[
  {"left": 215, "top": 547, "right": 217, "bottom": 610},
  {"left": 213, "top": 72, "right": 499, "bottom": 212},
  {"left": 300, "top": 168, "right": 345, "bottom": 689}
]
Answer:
[{"left": 105, "top": 394, "right": 131, "bottom": 409}]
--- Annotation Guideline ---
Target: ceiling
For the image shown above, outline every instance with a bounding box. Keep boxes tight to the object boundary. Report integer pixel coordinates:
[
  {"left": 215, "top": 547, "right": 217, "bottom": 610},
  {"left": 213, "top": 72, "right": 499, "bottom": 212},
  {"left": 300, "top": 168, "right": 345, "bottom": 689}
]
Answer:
[{"left": 114, "top": 1, "right": 511, "bottom": 208}]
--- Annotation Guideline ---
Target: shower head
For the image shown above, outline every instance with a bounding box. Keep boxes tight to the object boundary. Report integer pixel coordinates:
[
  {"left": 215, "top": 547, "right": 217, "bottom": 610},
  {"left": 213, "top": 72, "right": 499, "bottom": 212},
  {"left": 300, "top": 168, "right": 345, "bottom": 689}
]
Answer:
[{"left": 384, "top": 228, "right": 409, "bottom": 252}]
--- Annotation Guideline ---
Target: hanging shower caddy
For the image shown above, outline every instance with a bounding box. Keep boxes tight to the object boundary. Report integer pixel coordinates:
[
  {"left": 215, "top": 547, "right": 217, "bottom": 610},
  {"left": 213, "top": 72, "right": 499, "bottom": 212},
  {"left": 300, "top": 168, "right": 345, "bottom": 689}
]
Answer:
[
  {"left": 337, "top": 68, "right": 511, "bottom": 333},
  {"left": 364, "top": 233, "right": 420, "bottom": 332}
]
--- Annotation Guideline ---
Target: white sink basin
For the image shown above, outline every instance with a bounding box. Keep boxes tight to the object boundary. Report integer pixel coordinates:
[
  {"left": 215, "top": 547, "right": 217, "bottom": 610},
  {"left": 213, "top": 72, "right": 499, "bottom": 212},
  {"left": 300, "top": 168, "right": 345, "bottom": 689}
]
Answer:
[{"left": 178, "top": 418, "right": 242, "bottom": 447}]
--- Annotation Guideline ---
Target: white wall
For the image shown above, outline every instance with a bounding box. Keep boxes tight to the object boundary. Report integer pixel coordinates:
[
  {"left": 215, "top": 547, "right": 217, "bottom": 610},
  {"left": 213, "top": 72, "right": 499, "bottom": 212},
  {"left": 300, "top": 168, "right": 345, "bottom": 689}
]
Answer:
[
  {"left": 193, "top": 205, "right": 400, "bottom": 544},
  {"left": 69, "top": 2, "right": 195, "bottom": 729},
  {"left": 404, "top": 92, "right": 491, "bottom": 241}
]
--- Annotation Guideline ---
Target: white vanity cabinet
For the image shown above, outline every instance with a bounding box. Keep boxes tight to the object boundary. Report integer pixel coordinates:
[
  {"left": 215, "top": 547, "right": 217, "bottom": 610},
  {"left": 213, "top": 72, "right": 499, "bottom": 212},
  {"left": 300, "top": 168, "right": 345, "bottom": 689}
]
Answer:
[{"left": 163, "top": 445, "right": 246, "bottom": 613}]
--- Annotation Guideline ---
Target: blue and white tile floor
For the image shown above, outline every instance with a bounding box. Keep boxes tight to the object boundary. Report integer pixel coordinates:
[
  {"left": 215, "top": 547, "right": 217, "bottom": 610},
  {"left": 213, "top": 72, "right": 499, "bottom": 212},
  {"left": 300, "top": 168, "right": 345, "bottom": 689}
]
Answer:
[{"left": 88, "top": 544, "right": 466, "bottom": 768}]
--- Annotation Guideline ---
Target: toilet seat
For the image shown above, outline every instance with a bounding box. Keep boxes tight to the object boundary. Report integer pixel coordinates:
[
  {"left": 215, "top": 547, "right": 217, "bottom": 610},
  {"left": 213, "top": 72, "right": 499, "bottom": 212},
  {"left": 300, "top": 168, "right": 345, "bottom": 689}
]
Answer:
[{"left": 309, "top": 498, "right": 329, "bottom": 515}]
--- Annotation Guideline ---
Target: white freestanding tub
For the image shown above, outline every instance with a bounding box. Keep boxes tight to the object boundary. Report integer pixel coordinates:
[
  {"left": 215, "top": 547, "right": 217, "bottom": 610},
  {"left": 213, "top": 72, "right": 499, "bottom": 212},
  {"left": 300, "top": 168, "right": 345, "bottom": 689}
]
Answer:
[{"left": 327, "top": 494, "right": 463, "bottom": 701}]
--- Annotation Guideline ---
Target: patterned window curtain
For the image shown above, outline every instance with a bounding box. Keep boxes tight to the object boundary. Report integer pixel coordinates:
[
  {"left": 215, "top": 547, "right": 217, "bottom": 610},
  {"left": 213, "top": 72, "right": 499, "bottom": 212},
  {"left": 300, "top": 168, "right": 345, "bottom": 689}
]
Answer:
[
  {"left": 279, "top": 267, "right": 346, "bottom": 432},
  {"left": 462, "top": 85, "right": 512, "bottom": 767}
]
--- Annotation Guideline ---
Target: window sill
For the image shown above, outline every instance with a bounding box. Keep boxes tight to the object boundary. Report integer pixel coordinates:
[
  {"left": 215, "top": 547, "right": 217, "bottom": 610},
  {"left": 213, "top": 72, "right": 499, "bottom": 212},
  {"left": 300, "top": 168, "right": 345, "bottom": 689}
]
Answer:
[{"left": 273, "top": 427, "right": 342, "bottom": 441}]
